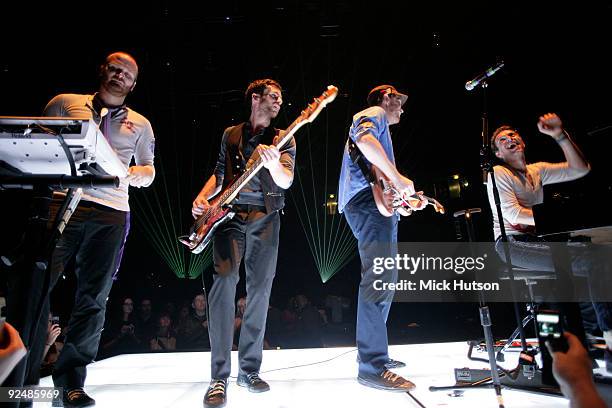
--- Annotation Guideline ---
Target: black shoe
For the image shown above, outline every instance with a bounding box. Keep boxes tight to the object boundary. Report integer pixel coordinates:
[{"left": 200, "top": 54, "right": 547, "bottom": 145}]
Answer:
[
  {"left": 605, "top": 348, "right": 612, "bottom": 373},
  {"left": 237, "top": 372, "right": 270, "bottom": 393},
  {"left": 384, "top": 358, "right": 406, "bottom": 369},
  {"left": 204, "top": 379, "right": 227, "bottom": 408},
  {"left": 61, "top": 388, "right": 95, "bottom": 407},
  {"left": 357, "top": 369, "right": 416, "bottom": 392}
]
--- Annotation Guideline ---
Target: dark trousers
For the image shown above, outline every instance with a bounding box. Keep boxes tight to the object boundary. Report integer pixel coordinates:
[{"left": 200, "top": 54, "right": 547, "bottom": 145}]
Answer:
[
  {"left": 3, "top": 192, "right": 53, "bottom": 402},
  {"left": 43, "top": 202, "right": 129, "bottom": 389},
  {"left": 496, "top": 235, "right": 612, "bottom": 331},
  {"left": 343, "top": 189, "right": 398, "bottom": 376},
  {"left": 208, "top": 206, "right": 280, "bottom": 380}
]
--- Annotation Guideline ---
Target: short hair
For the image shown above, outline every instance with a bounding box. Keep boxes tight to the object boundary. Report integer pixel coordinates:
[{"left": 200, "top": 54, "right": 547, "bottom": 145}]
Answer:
[
  {"left": 368, "top": 92, "right": 385, "bottom": 107},
  {"left": 367, "top": 91, "right": 384, "bottom": 107},
  {"left": 244, "top": 79, "right": 282, "bottom": 108},
  {"left": 100, "top": 51, "right": 139, "bottom": 81},
  {"left": 490, "top": 125, "right": 516, "bottom": 153}
]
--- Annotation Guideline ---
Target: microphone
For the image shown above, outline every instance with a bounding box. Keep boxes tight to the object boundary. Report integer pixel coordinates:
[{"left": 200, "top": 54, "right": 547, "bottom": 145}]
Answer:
[
  {"left": 94, "top": 107, "right": 109, "bottom": 135},
  {"left": 465, "top": 61, "right": 505, "bottom": 91}
]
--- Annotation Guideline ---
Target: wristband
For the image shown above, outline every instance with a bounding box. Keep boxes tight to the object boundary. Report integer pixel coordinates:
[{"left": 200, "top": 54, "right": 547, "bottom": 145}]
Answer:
[{"left": 555, "top": 130, "right": 568, "bottom": 143}]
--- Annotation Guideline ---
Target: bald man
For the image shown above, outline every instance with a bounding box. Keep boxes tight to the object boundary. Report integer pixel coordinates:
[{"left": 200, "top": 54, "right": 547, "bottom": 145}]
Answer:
[{"left": 32, "top": 52, "right": 154, "bottom": 407}]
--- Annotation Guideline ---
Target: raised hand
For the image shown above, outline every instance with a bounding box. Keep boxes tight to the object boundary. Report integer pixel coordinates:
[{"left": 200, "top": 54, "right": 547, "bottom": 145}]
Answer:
[
  {"left": 47, "top": 324, "right": 62, "bottom": 345},
  {"left": 537, "top": 113, "right": 564, "bottom": 140}
]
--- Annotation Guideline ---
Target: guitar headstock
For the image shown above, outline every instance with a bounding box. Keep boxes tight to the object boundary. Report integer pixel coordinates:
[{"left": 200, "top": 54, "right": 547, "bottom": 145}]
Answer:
[{"left": 299, "top": 85, "right": 338, "bottom": 124}]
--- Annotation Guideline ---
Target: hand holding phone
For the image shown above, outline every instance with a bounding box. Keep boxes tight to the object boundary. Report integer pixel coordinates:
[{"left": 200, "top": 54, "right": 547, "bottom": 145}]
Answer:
[{"left": 536, "top": 310, "right": 569, "bottom": 353}]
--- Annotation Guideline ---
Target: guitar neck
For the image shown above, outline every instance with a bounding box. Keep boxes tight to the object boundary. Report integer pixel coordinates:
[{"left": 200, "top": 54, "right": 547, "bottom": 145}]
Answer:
[{"left": 215, "top": 85, "right": 338, "bottom": 206}]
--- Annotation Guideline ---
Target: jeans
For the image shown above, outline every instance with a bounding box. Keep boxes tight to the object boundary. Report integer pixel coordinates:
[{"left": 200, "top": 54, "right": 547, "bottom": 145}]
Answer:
[{"left": 343, "top": 189, "right": 398, "bottom": 376}]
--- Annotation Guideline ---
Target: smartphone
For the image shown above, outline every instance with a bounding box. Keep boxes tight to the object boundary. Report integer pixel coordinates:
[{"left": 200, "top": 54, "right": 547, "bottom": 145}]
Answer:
[
  {"left": 51, "top": 315, "right": 60, "bottom": 326},
  {"left": 536, "top": 310, "right": 568, "bottom": 353},
  {"left": 536, "top": 309, "right": 568, "bottom": 386}
]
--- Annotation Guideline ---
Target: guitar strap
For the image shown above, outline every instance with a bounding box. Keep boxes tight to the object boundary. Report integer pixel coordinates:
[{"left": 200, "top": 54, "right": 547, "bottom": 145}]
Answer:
[{"left": 347, "top": 137, "right": 376, "bottom": 185}]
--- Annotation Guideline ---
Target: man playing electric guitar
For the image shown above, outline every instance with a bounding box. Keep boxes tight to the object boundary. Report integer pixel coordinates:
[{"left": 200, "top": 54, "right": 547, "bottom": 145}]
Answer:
[
  {"left": 192, "top": 79, "right": 295, "bottom": 408},
  {"left": 338, "top": 85, "right": 427, "bottom": 392}
]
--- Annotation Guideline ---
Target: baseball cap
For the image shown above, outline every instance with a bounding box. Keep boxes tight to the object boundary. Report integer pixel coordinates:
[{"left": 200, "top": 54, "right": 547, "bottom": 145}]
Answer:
[{"left": 367, "top": 85, "right": 408, "bottom": 107}]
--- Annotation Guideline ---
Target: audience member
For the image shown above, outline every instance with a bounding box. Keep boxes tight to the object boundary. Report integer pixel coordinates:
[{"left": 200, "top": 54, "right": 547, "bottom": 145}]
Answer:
[
  {"left": 176, "top": 303, "right": 191, "bottom": 330},
  {"left": 100, "top": 297, "right": 142, "bottom": 357},
  {"left": 547, "top": 331, "right": 607, "bottom": 408},
  {"left": 135, "top": 298, "right": 156, "bottom": 345},
  {"left": 162, "top": 301, "right": 177, "bottom": 321},
  {"left": 265, "top": 303, "right": 283, "bottom": 349},
  {"left": 176, "top": 294, "right": 210, "bottom": 350},
  {"left": 282, "top": 297, "right": 298, "bottom": 327},
  {"left": 325, "top": 295, "right": 350, "bottom": 324},
  {"left": 40, "top": 314, "right": 63, "bottom": 378},
  {"left": 293, "top": 295, "right": 325, "bottom": 348},
  {"left": 150, "top": 313, "right": 177, "bottom": 352}
]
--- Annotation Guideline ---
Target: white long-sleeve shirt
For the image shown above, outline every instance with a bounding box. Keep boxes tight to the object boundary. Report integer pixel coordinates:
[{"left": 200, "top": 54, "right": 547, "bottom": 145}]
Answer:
[{"left": 487, "top": 162, "right": 589, "bottom": 240}]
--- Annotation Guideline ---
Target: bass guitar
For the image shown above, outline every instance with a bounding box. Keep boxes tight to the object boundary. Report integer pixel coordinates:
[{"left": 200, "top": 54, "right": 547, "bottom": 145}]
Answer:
[{"left": 179, "top": 85, "right": 339, "bottom": 254}]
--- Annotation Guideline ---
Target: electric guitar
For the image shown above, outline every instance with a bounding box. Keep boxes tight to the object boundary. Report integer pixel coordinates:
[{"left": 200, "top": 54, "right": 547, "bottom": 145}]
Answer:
[
  {"left": 370, "top": 164, "right": 445, "bottom": 217},
  {"left": 179, "top": 85, "right": 339, "bottom": 254}
]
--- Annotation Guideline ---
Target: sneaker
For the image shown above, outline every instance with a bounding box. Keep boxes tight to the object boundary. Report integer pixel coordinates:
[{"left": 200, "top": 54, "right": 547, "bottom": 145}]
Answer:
[
  {"left": 356, "top": 355, "right": 407, "bottom": 369},
  {"left": 605, "top": 348, "right": 612, "bottom": 373},
  {"left": 61, "top": 388, "right": 95, "bottom": 407},
  {"left": 385, "top": 358, "right": 406, "bottom": 369},
  {"left": 357, "top": 369, "right": 416, "bottom": 392},
  {"left": 237, "top": 372, "right": 270, "bottom": 393},
  {"left": 204, "top": 379, "right": 227, "bottom": 408}
]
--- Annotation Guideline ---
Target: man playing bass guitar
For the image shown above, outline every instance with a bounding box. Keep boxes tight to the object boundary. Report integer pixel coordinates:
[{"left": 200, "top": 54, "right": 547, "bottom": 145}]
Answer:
[{"left": 192, "top": 79, "right": 295, "bottom": 408}]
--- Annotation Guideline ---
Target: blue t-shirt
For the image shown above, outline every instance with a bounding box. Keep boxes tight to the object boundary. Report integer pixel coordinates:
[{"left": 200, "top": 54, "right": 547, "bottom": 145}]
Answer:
[{"left": 338, "top": 106, "right": 395, "bottom": 213}]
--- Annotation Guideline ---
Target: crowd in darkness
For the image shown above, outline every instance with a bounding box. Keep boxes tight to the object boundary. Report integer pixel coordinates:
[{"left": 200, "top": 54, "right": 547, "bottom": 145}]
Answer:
[{"left": 40, "top": 292, "right": 347, "bottom": 368}]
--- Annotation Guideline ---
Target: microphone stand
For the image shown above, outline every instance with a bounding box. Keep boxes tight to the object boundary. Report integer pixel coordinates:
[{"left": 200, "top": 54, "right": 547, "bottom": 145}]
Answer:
[
  {"left": 473, "top": 80, "right": 505, "bottom": 406},
  {"left": 477, "top": 79, "right": 525, "bottom": 407},
  {"left": 430, "top": 79, "right": 508, "bottom": 407}
]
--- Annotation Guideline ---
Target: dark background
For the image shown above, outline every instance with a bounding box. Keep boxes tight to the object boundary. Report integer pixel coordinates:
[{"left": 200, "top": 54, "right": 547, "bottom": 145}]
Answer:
[{"left": 1, "top": 1, "right": 611, "bottom": 344}]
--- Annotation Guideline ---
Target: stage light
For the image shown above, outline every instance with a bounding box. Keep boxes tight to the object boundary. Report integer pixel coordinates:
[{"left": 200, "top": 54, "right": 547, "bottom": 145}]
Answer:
[
  {"left": 325, "top": 193, "right": 338, "bottom": 215},
  {"left": 290, "top": 119, "right": 356, "bottom": 283}
]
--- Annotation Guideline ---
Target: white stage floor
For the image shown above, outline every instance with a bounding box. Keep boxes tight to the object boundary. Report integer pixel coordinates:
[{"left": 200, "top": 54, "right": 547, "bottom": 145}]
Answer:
[{"left": 34, "top": 341, "right": 600, "bottom": 407}]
